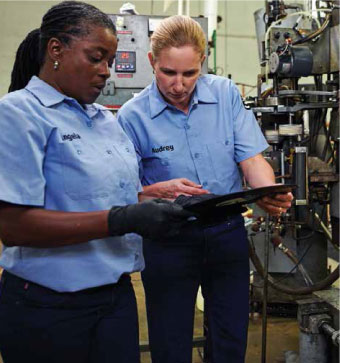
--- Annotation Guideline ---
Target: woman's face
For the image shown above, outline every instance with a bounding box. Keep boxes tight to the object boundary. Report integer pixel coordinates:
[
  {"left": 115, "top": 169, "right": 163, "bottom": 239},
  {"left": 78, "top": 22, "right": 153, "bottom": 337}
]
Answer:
[
  {"left": 52, "top": 26, "right": 117, "bottom": 104},
  {"left": 149, "top": 45, "right": 205, "bottom": 111}
]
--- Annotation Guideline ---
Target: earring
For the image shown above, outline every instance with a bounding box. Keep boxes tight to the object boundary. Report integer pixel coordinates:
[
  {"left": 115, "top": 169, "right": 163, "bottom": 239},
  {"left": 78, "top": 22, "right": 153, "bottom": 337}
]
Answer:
[{"left": 53, "top": 60, "right": 59, "bottom": 70}]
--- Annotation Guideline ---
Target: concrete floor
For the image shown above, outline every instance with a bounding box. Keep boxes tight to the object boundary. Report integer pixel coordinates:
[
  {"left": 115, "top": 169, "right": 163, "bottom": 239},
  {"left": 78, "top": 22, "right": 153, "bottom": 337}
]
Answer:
[{"left": 132, "top": 273, "right": 300, "bottom": 363}]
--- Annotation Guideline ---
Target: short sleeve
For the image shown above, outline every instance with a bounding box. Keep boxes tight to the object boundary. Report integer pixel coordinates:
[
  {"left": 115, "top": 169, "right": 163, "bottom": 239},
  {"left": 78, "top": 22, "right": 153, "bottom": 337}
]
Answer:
[
  {"left": 117, "top": 111, "right": 144, "bottom": 181},
  {"left": 230, "top": 82, "right": 268, "bottom": 163},
  {"left": 0, "top": 99, "right": 48, "bottom": 205}
]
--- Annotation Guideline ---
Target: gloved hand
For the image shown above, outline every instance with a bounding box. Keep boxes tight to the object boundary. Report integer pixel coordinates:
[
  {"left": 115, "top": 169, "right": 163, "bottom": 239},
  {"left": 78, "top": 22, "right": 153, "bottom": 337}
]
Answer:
[
  {"left": 108, "top": 199, "right": 194, "bottom": 239},
  {"left": 174, "top": 194, "right": 218, "bottom": 207},
  {"left": 174, "top": 194, "right": 247, "bottom": 225}
]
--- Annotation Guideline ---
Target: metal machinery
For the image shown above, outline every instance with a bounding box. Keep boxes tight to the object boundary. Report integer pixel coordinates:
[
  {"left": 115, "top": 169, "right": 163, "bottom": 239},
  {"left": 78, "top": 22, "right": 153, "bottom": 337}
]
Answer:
[
  {"left": 96, "top": 14, "right": 208, "bottom": 109},
  {"left": 249, "top": 1, "right": 339, "bottom": 362}
]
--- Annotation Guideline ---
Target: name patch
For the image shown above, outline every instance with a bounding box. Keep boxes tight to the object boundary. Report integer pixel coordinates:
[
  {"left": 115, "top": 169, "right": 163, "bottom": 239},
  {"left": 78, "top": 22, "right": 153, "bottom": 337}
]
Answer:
[
  {"left": 152, "top": 145, "right": 174, "bottom": 153},
  {"left": 62, "top": 133, "right": 81, "bottom": 141}
]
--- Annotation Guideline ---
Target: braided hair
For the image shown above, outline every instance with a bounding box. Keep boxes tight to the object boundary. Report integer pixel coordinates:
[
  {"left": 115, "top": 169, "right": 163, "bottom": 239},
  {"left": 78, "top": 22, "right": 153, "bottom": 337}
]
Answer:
[
  {"left": 8, "top": 29, "right": 40, "bottom": 92},
  {"left": 8, "top": 1, "right": 116, "bottom": 92}
]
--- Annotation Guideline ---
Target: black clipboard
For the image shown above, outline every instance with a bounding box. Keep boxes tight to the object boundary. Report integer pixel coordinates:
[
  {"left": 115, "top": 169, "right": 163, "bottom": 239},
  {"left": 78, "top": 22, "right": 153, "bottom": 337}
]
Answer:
[{"left": 183, "top": 184, "right": 296, "bottom": 216}]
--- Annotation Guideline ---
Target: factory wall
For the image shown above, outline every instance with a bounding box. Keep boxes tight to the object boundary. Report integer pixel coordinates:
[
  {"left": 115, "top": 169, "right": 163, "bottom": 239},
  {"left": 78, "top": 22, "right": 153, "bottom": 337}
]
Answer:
[{"left": 0, "top": 0, "right": 266, "bottom": 98}]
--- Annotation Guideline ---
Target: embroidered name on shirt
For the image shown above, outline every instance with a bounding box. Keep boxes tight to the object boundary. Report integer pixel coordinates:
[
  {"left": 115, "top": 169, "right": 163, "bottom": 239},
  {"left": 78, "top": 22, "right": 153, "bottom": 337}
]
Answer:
[
  {"left": 62, "top": 133, "right": 81, "bottom": 141},
  {"left": 152, "top": 145, "right": 174, "bottom": 153}
]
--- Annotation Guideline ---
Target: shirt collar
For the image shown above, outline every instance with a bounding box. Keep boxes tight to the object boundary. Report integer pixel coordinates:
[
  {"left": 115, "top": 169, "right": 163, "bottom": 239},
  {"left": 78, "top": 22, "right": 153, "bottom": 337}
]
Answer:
[
  {"left": 26, "top": 76, "right": 69, "bottom": 107},
  {"left": 84, "top": 103, "right": 108, "bottom": 118},
  {"left": 148, "top": 80, "right": 168, "bottom": 119},
  {"left": 193, "top": 76, "right": 218, "bottom": 104},
  {"left": 25, "top": 76, "right": 107, "bottom": 117},
  {"left": 148, "top": 76, "right": 218, "bottom": 119}
]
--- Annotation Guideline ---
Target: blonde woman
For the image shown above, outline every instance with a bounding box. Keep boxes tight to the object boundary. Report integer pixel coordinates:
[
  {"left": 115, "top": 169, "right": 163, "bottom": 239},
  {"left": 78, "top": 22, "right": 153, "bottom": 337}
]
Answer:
[{"left": 118, "top": 15, "right": 293, "bottom": 363}]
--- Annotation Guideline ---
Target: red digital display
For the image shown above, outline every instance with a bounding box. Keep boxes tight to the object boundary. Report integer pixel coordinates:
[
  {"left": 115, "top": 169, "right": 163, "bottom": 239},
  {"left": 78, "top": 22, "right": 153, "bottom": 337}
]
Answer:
[
  {"left": 115, "top": 51, "right": 136, "bottom": 73},
  {"left": 120, "top": 52, "right": 130, "bottom": 59}
]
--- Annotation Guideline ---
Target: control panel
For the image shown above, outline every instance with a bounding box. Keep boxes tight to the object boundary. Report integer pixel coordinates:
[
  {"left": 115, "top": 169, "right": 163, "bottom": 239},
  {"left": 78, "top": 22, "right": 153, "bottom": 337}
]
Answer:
[{"left": 115, "top": 51, "right": 136, "bottom": 73}]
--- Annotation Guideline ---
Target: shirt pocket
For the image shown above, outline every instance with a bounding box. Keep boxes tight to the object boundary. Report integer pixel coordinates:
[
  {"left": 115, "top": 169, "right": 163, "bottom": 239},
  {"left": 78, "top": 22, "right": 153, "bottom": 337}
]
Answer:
[
  {"left": 60, "top": 141, "right": 114, "bottom": 200},
  {"left": 142, "top": 156, "right": 173, "bottom": 183},
  {"left": 112, "top": 143, "right": 140, "bottom": 191},
  {"left": 206, "top": 139, "right": 237, "bottom": 183}
]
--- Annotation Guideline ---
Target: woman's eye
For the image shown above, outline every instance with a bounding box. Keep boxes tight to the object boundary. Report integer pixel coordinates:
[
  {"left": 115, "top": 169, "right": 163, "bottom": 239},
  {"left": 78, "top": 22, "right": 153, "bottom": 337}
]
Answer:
[
  {"left": 90, "top": 56, "right": 101, "bottom": 63},
  {"left": 184, "top": 71, "right": 197, "bottom": 77}
]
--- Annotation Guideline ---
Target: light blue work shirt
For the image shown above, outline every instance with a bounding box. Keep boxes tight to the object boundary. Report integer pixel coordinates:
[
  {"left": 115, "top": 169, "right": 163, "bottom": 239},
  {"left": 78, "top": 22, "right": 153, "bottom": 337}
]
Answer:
[
  {"left": 117, "top": 74, "right": 268, "bottom": 195},
  {"left": 0, "top": 76, "right": 143, "bottom": 292}
]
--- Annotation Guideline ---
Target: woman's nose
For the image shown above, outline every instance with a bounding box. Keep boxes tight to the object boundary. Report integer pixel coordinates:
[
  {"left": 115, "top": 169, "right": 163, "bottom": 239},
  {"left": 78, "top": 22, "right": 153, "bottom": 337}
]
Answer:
[
  {"left": 99, "top": 62, "right": 111, "bottom": 79},
  {"left": 173, "top": 76, "right": 184, "bottom": 92}
]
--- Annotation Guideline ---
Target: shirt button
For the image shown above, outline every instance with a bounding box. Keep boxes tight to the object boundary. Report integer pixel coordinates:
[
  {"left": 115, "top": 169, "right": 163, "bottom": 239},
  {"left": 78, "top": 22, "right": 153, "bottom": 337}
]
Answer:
[
  {"left": 225, "top": 141, "right": 229, "bottom": 145},
  {"left": 87, "top": 122, "right": 93, "bottom": 128},
  {"left": 120, "top": 181, "right": 125, "bottom": 188},
  {"left": 194, "top": 153, "right": 200, "bottom": 158},
  {"left": 106, "top": 150, "right": 112, "bottom": 155},
  {"left": 202, "top": 182, "right": 208, "bottom": 187},
  {"left": 125, "top": 147, "right": 130, "bottom": 152},
  {"left": 77, "top": 150, "right": 82, "bottom": 155}
]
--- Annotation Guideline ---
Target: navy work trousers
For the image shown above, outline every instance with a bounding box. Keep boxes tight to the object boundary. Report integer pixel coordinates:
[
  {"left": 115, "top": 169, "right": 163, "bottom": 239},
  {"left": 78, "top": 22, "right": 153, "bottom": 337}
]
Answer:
[
  {"left": 0, "top": 271, "right": 140, "bottom": 363},
  {"left": 142, "top": 215, "right": 250, "bottom": 363}
]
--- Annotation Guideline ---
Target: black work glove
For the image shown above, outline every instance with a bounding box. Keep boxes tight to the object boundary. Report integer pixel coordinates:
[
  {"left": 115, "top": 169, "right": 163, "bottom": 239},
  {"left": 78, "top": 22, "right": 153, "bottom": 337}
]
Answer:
[
  {"left": 175, "top": 194, "right": 247, "bottom": 225},
  {"left": 174, "top": 194, "right": 218, "bottom": 207},
  {"left": 108, "top": 199, "right": 194, "bottom": 239}
]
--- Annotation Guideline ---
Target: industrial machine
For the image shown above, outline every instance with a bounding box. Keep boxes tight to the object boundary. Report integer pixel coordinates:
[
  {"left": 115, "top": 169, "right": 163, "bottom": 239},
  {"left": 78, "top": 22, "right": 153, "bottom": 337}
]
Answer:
[
  {"left": 249, "top": 1, "right": 339, "bottom": 362},
  {"left": 96, "top": 14, "right": 208, "bottom": 109}
]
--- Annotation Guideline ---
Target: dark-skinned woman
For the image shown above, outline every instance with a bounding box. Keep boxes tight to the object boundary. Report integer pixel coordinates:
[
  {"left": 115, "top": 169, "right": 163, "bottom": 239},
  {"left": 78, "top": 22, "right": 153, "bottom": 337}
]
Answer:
[{"left": 0, "top": 3, "right": 193, "bottom": 363}]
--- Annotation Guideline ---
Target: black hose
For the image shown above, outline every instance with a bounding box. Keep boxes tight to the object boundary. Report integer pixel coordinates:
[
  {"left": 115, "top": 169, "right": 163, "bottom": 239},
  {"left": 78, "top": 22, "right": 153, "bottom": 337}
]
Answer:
[
  {"left": 292, "top": 13, "right": 331, "bottom": 45},
  {"left": 249, "top": 241, "right": 339, "bottom": 295}
]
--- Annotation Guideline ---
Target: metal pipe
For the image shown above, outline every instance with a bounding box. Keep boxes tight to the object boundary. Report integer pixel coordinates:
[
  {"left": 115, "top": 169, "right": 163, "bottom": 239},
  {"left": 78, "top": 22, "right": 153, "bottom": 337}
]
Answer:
[
  {"left": 273, "top": 75, "right": 280, "bottom": 96},
  {"left": 185, "top": 0, "right": 190, "bottom": 16},
  {"left": 204, "top": 0, "right": 218, "bottom": 40},
  {"left": 178, "top": 0, "right": 183, "bottom": 15},
  {"left": 319, "top": 322, "right": 340, "bottom": 346},
  {"left": 314, "top": 212, "right": 339, "bottom": 250},
  {"left": 261, "top": 214, "right": 270, "bottom": 363},
  {"left": 280, "top": 150, "right": 285, "bottom": 184},
  {"left": 293, "top": 146, "right": 308, "bottom": 209}
]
